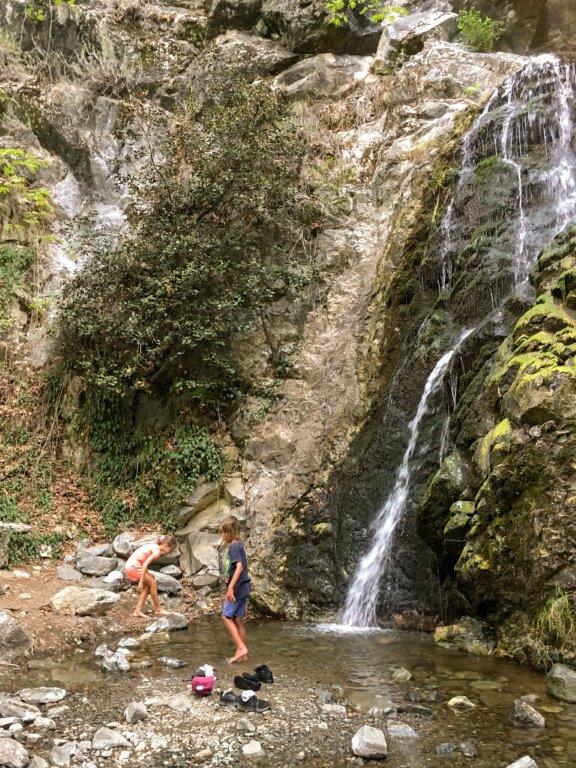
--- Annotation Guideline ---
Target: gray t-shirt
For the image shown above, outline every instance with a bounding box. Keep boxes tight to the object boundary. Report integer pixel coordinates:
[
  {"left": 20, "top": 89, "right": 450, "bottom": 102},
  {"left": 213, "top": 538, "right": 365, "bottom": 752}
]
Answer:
[{"left": 225, "top": 540, "right": 252, "bottom": 599}]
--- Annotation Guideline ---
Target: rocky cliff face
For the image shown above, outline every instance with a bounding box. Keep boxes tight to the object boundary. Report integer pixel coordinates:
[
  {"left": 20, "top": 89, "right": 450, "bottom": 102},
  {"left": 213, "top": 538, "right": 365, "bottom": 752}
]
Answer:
[{"left": 2, "top": 0, "right": 576, "bottom": 664}]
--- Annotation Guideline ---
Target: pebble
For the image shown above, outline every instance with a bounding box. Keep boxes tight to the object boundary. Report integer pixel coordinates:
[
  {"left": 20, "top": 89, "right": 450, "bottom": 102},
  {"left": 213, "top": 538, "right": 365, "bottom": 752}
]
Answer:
[
  {"left": 242, "top": 740, "right": 264, "bottom": 757},
  {"left": 437, "top": 742, "right": 454, "bottom": 755},
  {"left": 236, "top": 718, "right": 255, "bottom": 733},
  {"left": 157, "top": 656, "right": 186, "bottom": 669},
  {"left": 192, "top": 748, "right": 213, "bottom": 763},
  {"left": 505, "top": 758, "right": 538, "bottom": 768},
  {"left": 92, "top": 727, "right": 131, "bottom": 750},
  {"left": 460, "top": 741, "right": 478, "bottom": 757},
  {"left": 447, "top": 696, "right": 476, "bottom": 709},
  {"left": 321, "top": 704, "right": 347, "bottom": 717}
]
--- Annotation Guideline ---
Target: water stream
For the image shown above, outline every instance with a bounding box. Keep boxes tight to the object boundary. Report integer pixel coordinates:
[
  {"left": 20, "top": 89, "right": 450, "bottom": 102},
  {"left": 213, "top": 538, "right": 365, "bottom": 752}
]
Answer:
[{"left": 340, "top": 54, "right": 576, "bottom": 629}]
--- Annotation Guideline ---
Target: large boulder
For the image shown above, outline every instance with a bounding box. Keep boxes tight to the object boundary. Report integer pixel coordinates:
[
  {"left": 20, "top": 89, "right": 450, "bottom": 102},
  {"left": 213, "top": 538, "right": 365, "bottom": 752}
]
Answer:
[
  {"left": 372, "top": 9, "right": 458, "bottom": 74},
  {"left": 178, "top": 531, "right": 221, "bottom": 575},
  {"left": 51, "top": 587, "right": 119, "bottom": 616},
  {"left": 76, "top": 555, "right": 118, "bottom": 577},
  {"left": 18, "top": 688, "right": 66, "bottom": 705},
  {"left": 274, "top": 54, "right": 372, "bottom": 100},
  {"left": 434, "top": 616, "right": 495, "bottom": 656},
  {"left": 0, "top": 738, "right": 29, "bottom": 768},
  {"left": 143, "top": 613, "right": 188, "bottom": 633},
  {"left": 351, "top": 725, "right": 388, "bottom": 759},
  {"left": 546, "top": 664, "right": 576, "bottom": 703},
  {"left": 0, "top": 610, "right": 31, "bottom": 659},
  {"left": 205, "top": 0, "right": 262, "bottom": 33},
  {"left": 178, "top": 479, "right": 221, "bottom": 526},
  {"left": 152, "top": 572, "right": 182, "bottom": 595}
]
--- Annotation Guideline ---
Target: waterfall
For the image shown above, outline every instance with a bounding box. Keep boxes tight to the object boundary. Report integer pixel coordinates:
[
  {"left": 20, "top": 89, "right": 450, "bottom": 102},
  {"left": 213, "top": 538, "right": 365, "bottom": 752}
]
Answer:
[
  {"left": 339, "top": 54, "right": 576, "bottom": 629},
  {"left": 340, "top": 329, "right": 473, "bottom": 628}
]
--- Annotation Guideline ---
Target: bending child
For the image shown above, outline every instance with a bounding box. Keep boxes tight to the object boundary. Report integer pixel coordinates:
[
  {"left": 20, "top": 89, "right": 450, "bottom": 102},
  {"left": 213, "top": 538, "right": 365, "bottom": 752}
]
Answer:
[
  {"left": 125, "top": 534, "right": 178, "bottom": 617},
  {"left": 221, "top": 516, "right": 252, "bottom": 664}
]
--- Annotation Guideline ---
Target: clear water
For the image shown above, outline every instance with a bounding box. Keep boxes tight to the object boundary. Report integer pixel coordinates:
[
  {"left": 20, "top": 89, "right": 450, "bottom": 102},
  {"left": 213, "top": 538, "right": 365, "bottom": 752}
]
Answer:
[{"left": 4, "top": 621, "right": 575, "bottom": 768}]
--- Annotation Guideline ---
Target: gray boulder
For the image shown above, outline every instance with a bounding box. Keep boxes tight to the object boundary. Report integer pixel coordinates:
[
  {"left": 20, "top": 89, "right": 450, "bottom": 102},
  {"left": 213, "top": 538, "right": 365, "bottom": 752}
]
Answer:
[
  {"left": 546, "top": 663, "right": 576, "bottom": 703},
  {"left": 117, "top": 637, "right": 140, "bottom": 649},
  {"left": 18, "top": 687, "right": 66, "bottom": 705},
  {"left": 372, "top": 9, "right": 458, "bottom": 74},
  {"left": 89, "top": 571, "right": 128, "bottom": 593},
  {"left": 510, "top": 699, "right": 545, "bottom": 728},
  {"left": 51, "top": 586, "right": 119, "bottom": 616},
  {"left": 351, "top": 725, "right": 388, "bottom": 759},
  {"left": 0, "top": 738, "right": 29, "bottom": 768},
  {"left": 152, "top": 572, "right": 182, "bottom": 595},
  {"left": 92, "top": 726, "right": 130, "bottom": 750},
  {"left": 178, "top": 479, "right": 221, "bottom": 526},
  {"left": 112, "top": 532, "right": 136, "bottom": 559},
  {"left": 56, "top": 565, "right": 83, "bottom": 582},
  {"left": 191, "top": 570, "right": 220, "bottom": 589},
  {"left": 49, "top": 741, "right": 77, "bottom": 767},
  {"left": 76, "top": 542, "right": 112, "bottom": 559},
  {"left": 0, "top": 611, "right": 31, "bottom": 660},
  {"left": 274, "top": 54, "right": 371, "bottom": 100},
  {"left": 76, "top": 555, "right": 118, "bottom": 577},
  {"left": 206, "top": 0, "right": 262, "bottom": 33},
  {"left": 158, "top": 565, "right": 182, "bottom": 578},
  {"left": 143, "top": 613, "right": 188, "bottom": 633}
]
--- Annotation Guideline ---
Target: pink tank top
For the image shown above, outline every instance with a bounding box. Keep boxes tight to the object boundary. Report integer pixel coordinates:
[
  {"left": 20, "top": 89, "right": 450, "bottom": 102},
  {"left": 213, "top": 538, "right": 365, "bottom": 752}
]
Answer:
[{"left": 125, "top": 542, "right": 161, "bottom": 573}]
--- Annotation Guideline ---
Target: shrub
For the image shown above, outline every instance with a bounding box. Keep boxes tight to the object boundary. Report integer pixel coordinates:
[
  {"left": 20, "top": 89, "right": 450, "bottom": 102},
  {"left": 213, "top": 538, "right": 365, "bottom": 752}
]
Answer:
[
  {"left": 326, "top": 0, "right": 406, "bottom": 27},
  {"left": 57, "top": 74, "right": 319, "bottom": 410},
  {"left": 457, "top": 9, "right": 504, "bottom": 52}
]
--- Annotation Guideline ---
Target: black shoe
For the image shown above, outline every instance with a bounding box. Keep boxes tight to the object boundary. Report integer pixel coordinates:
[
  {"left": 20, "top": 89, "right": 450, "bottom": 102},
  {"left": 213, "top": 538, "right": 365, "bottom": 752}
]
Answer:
[
  {"left": 236, "top": 692, "right": 271, "bottom": 713},
  {"left": 235, "top": 675, "right": 261, "bottom": 692},
  {"left": 254, "top": 664, "right": 274, "bottom": 684},
  {"left": 219, "top": 689, "right": 240, "bottom": 706}
]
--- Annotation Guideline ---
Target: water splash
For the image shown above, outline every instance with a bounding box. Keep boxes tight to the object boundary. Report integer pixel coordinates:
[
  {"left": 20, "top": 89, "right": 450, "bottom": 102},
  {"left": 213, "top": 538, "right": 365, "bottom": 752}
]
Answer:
[{"left": 340, "top": 329, "right": 474, "bottom": 628}]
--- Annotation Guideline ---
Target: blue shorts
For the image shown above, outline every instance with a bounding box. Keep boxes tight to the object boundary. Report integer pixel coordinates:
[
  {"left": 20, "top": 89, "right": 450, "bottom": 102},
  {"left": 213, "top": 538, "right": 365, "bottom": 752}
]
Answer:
[{"left": 222, "top": 595, "right": 249, "bottom": 619}]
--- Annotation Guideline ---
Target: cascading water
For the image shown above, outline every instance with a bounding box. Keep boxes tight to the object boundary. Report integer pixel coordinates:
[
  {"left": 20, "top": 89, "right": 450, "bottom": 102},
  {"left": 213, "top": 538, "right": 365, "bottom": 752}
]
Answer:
[
  {"left": 339, "top": 54, "right": 576, "bottom": 629},
  {"left": 340, "top": 329, "right": 473, "bottom": 628}
]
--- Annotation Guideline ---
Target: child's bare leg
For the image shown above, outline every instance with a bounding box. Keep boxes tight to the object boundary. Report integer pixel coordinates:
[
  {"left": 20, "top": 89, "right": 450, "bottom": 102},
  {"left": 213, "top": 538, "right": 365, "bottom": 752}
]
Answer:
[
  {"left": 222, "top": 616, "right": 248, "bottom": 663},
  {"left": 133, "top": 584, "right": 149, "bottom": 617},
  {"left": 234, "top": 617, "right": 247, "bottom": 648},
  {"left": 146, "top": 573, "right": 165, "bottom": 615}
]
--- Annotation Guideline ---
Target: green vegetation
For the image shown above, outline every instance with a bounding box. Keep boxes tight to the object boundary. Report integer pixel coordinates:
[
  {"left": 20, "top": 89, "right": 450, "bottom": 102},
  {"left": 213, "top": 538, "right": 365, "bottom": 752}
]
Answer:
[
  {"left": 8, "top": 531, "right": 65, "bottom": 566},
  {"left": 326, "top": 0, "right": 406, "bottom": 27},
  {"left": 457, "top": 9, "right": 504, "bottom": 52},
  {"left": 77, "top": 395, "right": 223, "bottom": 536},
  {"left": 25, "top": 0, "right": 76, "bottom": 23},
  {"left": 57, "top": 74, "right": 319, "bottom": 410},
  {"left": 0, "top": 148, "right": 52, "bottom": 237}
]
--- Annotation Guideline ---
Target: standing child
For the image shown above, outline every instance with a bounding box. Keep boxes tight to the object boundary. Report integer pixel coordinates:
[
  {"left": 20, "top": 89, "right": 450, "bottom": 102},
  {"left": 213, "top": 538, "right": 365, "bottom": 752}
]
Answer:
[
  {"left": 221, "top": 516, "right": 251, "bottom": 664},
  {"left": 125, "top": 534, "right": 178, "bottom": 617}
]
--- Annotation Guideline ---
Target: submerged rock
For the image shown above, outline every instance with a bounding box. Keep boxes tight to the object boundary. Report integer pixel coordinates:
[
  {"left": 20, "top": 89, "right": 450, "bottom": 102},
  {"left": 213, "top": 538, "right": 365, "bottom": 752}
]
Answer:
[
  {"left": 391, "top": 667, "right": 412, "bottom": 682},
  {"left": 351, "top": 725, "right": 388, "bottom": 759},
  {"left": 101, "top": 651, "right": 130, "bottom": 673},
  {"left": 387, "top": 722, "right": 418, "bottom": 738},
  {"left": 157, "top": 656, "right": 186, "bottom": 669},
  {"left": 546, "top": 664, "right": 576, "bottom": 703},
  {"left": 510, "top": 699, "right": 545, "bottom": 728},
  {"left": 51, "top": 587, "right": 119, "bottom": 616},
  {"left": 505, "top": 758, "right": 538, "bottom": 768}
]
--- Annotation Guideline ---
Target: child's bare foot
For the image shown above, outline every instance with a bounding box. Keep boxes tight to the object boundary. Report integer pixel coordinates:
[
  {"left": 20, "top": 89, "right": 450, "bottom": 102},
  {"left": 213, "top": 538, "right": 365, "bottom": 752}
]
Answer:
[
  {"left": 132, "top": 611, "right": 146, "bottom": 618},
  {"left": 154, "top": 608, "right": 168, "bottom": 616},
  {"left": 228, "top": 647, "right": 248, "bottom": 664}
]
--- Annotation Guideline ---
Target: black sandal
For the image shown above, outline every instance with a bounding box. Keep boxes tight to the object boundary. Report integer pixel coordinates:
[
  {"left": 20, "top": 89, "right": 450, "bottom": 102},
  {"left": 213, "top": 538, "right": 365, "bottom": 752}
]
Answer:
[
  {"left": 236, "top": 691, "right": 271, "bottom": 713},
  {"left": 235, "top": 675, "right": 261, "bottom": 692},
  {"left": 254, "top": 664, "right": 274, "bottom": 684},
  {"left": 219, "top": 689, "right": 241, "bottom": 706}
]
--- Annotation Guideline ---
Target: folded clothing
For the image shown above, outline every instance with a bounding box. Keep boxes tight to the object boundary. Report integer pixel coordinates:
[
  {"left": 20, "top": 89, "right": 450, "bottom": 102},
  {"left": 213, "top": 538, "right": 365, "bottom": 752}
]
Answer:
[{"left": 194, "top": 664, "right": 215, "bottom": 678}]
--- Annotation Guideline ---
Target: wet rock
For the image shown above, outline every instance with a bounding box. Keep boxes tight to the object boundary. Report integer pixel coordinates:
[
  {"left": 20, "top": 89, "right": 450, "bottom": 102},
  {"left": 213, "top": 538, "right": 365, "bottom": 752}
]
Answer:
[
  {"left": 372, "top": 9, "right": 457, "bottom": 74},
  {"left": 510, "top": 699, "right": 545, "bottom": 728},
  {"left": 315, "top": 688, "right": 332, "bottom": 704},
  {"left": 0, "top": 611, "right": 31, "bottom": 660},
  {"left": 94, "top": 643, "right": 109, "bottom": 658},
  {"left": 242, "top": 740, "right": 263, "bottom": 757},
  {"left": 0, "top": 738, "right": 29, "bottom": 768},
  {"left": 51, "top": 587, "right": 119, "bottom": 616},
  {"left": 460, "top": 741, "right": 478, "bottom": 757},
  {"left": 56, "top": 565, "right": 83, "bottom": 582},
  {"left": 400, "top": 703, "right": 434, "bottom": 718},
  {"left": 447, "top": 696, "right": 476, "bottom": 709},
  {"left": 49, "top": 741, "right": 77, "bottom": 767},
  {"left": 101, "top": 651, "right": 130, "bottom": 673},
  {"left": 0, "top": 700, "right": 41, "bottom": 723},
  {"left": 347, "top": 691, "right": 395, "bottom": 715},
  {"left": 387, "top": 722, "right": 418, "bottom": 738},
  {"left": 76, "top": 555, "right": 118, "bottom": 577},
  {"left": 505, "top": 758, "right": 538, "bottom": 768},
  {"left": 117, "top": 637, "right": 140, "bottom": 649},
  {"left": 351, "top": 725, "right": 388, "bottom": 759},
  {"left": 274, "top": 54, "right": 372, "bottom": 100},
  {"left": 124, "top": 702, "right": 148, "bottom": 724},
  {"left": 143, "top": 613, "right": 188, "bottom": 633},
  {"left": 546, "top": 663, "right": 576, "bottom": 703},
  {"left": 92, "top": 727, "right": 131, "bottom": 750},
  {"left": 434, "top": 617, "right": 495, "bottom": 656},
  {"left": 321, "top": 703, "right": 346, "bottom": 717},
  {"left": 157, "top": 656, "right": 186, "bottom": 669},
  {"left": 131, "top": 661, "right": 153, "bottom": 670},
  {"left": 392, "top": 667, "right": 412, "bottom": 682},
  {"left": 437, "top": 742, "right": 454, "bottom": 755},
  {"left": 18, "top": 688, "right": 66, "bottom": 705}
]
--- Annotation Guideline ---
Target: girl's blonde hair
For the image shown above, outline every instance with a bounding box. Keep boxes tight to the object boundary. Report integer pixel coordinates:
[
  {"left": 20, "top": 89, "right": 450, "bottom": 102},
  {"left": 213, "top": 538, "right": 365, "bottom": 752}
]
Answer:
[
  {"left": 220, "top": 515, "right": 241, "bottom": 538},
  {"left": 158, "top": 534, "right": 178, "bottom": 551}
]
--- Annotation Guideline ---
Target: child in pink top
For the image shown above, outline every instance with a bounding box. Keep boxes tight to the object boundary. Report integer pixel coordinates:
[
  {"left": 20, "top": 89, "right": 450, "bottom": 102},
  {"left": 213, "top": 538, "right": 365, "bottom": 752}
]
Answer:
[{"left": 125, "top": 534, "right": 178, "bottom": 617}]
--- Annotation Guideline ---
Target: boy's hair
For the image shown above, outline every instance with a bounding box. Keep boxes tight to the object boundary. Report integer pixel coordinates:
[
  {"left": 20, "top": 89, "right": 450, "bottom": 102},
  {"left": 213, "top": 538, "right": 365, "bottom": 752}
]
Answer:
[
  {"left": 158, "top": 534, "right": 178, "bottom": 551},
  {"left": 221, "top": 515, "right": 241, "bottom": 539}
]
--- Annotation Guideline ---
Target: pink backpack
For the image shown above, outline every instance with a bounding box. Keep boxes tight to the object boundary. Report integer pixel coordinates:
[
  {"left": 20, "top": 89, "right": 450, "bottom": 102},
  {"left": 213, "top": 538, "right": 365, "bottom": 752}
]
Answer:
[{"left": 192, "top": 675, "right": 215, "bottom": 696}]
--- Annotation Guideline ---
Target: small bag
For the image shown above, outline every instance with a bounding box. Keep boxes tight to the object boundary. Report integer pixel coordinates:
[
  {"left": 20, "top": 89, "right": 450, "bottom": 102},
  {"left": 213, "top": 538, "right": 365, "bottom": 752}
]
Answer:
[{"left": 192, "top": 675, "right": 215, "bottom": 696}]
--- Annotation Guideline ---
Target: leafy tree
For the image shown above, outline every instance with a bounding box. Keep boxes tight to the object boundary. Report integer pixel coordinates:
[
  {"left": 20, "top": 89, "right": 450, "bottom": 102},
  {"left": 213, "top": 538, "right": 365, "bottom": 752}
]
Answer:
[
  {"left": 57, "top": 75, "right": 320, "bottom": 409},
  {"left": 457, "top": 9, "right": 504, "bottom": 52},
  {"left": 326, "top": 0, "right": 406, "bottom": 27}
]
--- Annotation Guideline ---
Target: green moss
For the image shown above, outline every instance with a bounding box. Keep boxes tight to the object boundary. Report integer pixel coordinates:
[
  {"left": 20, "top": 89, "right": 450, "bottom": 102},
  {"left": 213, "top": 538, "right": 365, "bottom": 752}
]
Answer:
[
  {"left": 474, "top": 418, "right": 511, "bottom": 477},
  {"left": 514, "top": 292, "right": 576, "bottom": 339}
]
